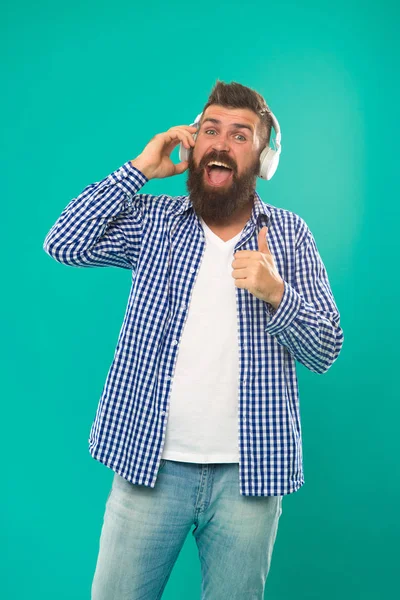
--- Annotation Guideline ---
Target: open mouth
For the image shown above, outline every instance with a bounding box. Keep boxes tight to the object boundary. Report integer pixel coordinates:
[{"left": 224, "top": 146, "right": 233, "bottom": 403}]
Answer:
[{"left": 205, "top": 164, "right": 234, "bottom": 187}]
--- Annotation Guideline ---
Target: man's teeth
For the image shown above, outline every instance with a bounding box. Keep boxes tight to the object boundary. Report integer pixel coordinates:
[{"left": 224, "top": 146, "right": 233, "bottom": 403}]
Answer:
[{"left": 207, "top": 161, "right": 232, "bottom": 169}]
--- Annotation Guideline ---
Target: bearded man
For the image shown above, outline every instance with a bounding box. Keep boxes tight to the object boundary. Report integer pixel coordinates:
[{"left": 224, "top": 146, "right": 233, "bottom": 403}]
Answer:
[{"left": 43, "top": 79, "right": 344, "bottom": 600}]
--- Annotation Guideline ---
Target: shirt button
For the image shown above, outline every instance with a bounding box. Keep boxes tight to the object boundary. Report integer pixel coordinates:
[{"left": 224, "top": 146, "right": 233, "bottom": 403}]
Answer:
[
  {"left": 190, "top": 267, "right": 195, "bottom": 273},
  {"left": 180, "top": 304, "right": 187, "bottom": 310},
  {"left": 172, "top": 340, "right": 178, "bottom": 346},
  {"left": 161, "top": 411, "right": 166, "bottom": 416},
  {"left": 166, "top": 376, "right": 171, "bottom": 381}
]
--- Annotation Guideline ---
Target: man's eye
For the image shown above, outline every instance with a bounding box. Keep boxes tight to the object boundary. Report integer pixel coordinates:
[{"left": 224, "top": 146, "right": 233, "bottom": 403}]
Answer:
[{"left": 205, "top": 129, "right": 246, "bottom": 141}]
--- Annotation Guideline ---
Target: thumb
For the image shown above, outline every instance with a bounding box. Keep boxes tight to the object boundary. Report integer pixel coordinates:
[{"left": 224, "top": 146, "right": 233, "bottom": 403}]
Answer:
[
  {"left": 174, "top": 160, "right": 189, "bottom": 175},
  {"left": 257, "top": 226, "right": 270, "bottom": 253}
]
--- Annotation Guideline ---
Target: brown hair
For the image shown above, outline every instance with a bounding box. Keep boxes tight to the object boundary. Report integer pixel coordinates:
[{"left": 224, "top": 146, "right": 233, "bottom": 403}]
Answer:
[{"left": 200, "top": 79, "right": 273, "bottom": 151}]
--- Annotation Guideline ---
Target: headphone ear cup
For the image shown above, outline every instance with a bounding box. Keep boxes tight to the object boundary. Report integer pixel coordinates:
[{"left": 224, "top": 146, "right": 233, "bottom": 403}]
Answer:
[
  {"left": 179, "top": 130, "right": 198, "bottom": 163},
  {"left": 259, "top": 146, "right": 280, "bottom": 180},
  {"left": 179, "top": 143, "right": 189, "bottom": 163}
]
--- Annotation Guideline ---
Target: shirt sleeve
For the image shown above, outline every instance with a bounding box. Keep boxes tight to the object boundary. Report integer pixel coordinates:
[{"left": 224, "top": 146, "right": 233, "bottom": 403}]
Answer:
[
  {"left": 264, "top": 220, "right": 344, "bottom": 374},
  {"left": 42, "top": 161, "right": 148, "bottom": 270}
]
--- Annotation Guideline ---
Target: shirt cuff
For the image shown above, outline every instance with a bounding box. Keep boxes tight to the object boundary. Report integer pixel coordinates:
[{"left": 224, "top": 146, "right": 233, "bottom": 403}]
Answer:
[
  {"left": 105, "top": 160, "right": 149, "bottom": 200},
  {"left": 264, "top": 280, "right": 302, "bottom": 336}
]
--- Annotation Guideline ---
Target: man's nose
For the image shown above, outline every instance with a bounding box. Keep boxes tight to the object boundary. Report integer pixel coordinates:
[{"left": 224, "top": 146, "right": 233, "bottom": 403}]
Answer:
[
  {"left": 211, "top": 135, "right": 231, "bottom": 152},
  {"left": 211, "top": 132, "right": 231, "bottom": 152}
]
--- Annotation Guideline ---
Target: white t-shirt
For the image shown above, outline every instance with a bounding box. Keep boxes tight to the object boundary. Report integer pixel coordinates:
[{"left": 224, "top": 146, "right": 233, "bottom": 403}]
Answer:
[{"left": 161, "top": 216, "right": 242, "bottom": 463}]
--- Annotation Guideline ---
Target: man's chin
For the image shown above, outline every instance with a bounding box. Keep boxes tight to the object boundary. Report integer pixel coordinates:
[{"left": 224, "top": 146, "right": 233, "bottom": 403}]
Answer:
[{"left": 203, "top": 181, "right": 232, "bottom": 193}]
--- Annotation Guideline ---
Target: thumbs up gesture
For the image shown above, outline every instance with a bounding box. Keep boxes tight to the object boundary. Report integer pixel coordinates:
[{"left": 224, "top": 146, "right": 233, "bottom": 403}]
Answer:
[{"left": 231, "top": 226, "right": 285, "bottom": 310}]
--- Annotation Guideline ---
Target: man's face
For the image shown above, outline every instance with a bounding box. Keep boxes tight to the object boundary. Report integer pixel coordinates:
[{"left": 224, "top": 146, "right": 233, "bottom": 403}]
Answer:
[{"left": 186, "top": 105, "right": 262, "bottom": 225}]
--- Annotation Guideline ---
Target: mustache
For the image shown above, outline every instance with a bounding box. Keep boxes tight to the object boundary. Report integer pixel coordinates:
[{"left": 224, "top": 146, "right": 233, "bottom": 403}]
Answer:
[{"left": 198, "top": 152, "right": 237, "bottom": 172}]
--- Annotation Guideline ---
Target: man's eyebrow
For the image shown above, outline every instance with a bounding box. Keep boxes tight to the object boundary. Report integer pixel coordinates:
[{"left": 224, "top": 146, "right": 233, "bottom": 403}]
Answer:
[{"left": 201, "top": 117, "right": 254, "bottom": 133}]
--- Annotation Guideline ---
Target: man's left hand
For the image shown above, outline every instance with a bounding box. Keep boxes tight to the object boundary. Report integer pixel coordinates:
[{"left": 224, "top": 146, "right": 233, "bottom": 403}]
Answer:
[{"left": 232, "top": 226, "right": 285, "bottom": 310}]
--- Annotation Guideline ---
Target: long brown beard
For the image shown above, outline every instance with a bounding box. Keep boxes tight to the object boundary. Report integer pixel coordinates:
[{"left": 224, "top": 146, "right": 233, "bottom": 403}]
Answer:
[{"left": 185, "top": 150, "right": 259, "bottom": 225}]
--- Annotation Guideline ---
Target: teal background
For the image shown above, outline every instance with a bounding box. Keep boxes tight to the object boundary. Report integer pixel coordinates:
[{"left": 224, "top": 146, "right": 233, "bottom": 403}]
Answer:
[{"left": 2, "top": 0, "right": 399, "bottom": 598}]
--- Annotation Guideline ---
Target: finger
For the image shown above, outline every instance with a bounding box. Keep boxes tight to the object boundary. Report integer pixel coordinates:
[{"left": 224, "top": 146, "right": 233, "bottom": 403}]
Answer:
[
  {"left": 169, "top": 125, "right": 198, "bottom": 132},
  {"left": 164, "top": 138, "right": 182, "bottom": 154},
  {"left": 231, "top": 259, "right": 247, "bottom": 269},
  {"left": 174, "top": 160, "right": 189, "bottom": 175},
  {"left": 168, "top": 127, "right": 197, "bottom": 147},
  {"left": 181, "top": 134, "right": 194, "bottom": 149},
  {"left": 231, "top": 268, "right": 248, "bottom": 278},
  {"left": 165, "top": 131, "right": 194, "bottom": 149},
  {"left": 234, "top": 250, "right": 255, "bottom": 259},
  {"left": 179, "top": 131, "right": 196, "bottom": 148}
]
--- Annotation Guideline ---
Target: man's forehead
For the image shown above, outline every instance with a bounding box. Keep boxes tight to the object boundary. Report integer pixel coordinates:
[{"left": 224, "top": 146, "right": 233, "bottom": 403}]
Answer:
[{"left": 201, "top": 105, "right": 259, "bottom": 130}]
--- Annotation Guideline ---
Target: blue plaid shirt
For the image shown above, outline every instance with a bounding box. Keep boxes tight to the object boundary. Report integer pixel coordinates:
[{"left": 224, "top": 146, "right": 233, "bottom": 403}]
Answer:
[{"left": 43, "top": 160, "right": 344, "bottom": 496}]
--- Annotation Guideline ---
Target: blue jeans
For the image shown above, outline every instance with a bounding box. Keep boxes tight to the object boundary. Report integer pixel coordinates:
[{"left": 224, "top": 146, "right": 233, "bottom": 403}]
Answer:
[{"left": 91, "top": 459, "right": 283, "bottom": 600}]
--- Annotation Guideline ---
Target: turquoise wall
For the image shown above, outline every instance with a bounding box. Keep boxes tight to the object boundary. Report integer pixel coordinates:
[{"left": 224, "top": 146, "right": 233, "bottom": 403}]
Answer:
[{"left": 2, "top": 0, "right": 398, "bottom": 598}]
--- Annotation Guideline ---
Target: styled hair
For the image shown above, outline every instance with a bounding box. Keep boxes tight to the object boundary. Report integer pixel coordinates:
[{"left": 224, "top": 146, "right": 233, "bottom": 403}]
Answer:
[{"left": 200, "top": 79, "right": 273, "bottom": 150}]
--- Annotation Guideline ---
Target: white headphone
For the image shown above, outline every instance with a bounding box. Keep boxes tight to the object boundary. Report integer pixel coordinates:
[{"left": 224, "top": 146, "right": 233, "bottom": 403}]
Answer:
[{"left": 178, "top": 107, "right": 282, "bottom": 180}]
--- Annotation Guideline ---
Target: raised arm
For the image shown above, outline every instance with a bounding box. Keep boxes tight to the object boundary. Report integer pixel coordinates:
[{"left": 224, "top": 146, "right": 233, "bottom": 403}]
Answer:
[
  {"left": 43, "top": 162, "right": 149, "bottom": 269},
  {"left": 42, "top": 124, "right": 197, "bottom": 269}
]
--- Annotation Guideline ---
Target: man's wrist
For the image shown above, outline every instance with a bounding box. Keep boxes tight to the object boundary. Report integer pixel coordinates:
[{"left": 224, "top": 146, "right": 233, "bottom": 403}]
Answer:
[
  {"left": 130, "top": 158, "right": 153, "bottom": 180},
  {"left": 268, "top": 281, "right": 285, "bottom": 310}
]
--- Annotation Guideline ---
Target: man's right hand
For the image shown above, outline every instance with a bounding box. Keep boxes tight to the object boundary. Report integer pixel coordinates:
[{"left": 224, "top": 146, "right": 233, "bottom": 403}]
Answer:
[{"left": 130, "top": 125, "right": 198, "bottom": 180}]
